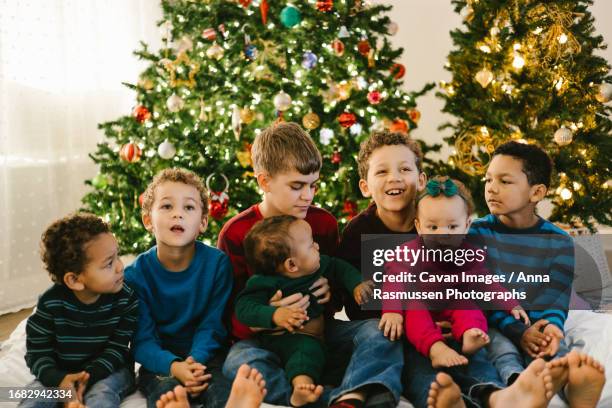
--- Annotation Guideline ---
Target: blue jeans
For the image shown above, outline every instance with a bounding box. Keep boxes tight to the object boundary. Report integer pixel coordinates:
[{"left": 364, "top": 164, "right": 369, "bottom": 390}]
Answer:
[
  {"left": 222, "top": 318, "right": 403, "bottom": 407},
  {"left": 487, "top": 328, "right": 570, "bottom": 386},
  {"left": 138, "top": 352, "right": 231, "bottom": 408},
  {"left": 19, "top": 367, "right": 135, "bottom": 408},
  {"left": 402, "top": 342, "right": 504, "bottom": 408}
]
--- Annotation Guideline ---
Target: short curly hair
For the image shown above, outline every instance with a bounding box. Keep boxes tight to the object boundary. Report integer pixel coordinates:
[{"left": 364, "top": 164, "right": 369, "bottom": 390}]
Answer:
[
  {"left": 358, "top": 130, "right": 423, "bottom": 179},
  {"left": 40, "top": 213, "right": 110, "bottom": 285},
  {"left": 141, "top": 168, "right": 209, "bottom": 217},
  {"left": 493, "top": 141, "right": 553, "bottom": 188},
  {"left": 244, "top": 215, "right": 299, "bottom": 276}
]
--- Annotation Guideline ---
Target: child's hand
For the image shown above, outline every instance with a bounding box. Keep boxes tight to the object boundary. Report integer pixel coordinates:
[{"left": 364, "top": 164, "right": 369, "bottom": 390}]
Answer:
[
  {"left": 272, "top": 307, "right": 308, "bottom": 333},
  {"left": 269, "top": 290, "right": 310, "bottom": 311},
  {"left": 310, "top": 277, "right": 331, "bottom": 304},
  {"left": 183, "top": 356, "right": 212, "bottom": 397},
  {"left": 171, "top": 359, "right": 206, "bottom": 386},
  {"left": 58, "top": 371, "right": 89, "bottom": 403},
  {"left": 379, "top": 313, "right": 403, "bottom": 341},
  {"left": 537, "top": 324, "right": 564, "bottom": 358},
  {"left": 353, "top": 281, "right": 375, "bottom": 305},
  {"left": 520, "top": 319, "right": 551, "bottom": 358},
  {"left": 511, "top": 306, "right": 530, "bottom": 325}
]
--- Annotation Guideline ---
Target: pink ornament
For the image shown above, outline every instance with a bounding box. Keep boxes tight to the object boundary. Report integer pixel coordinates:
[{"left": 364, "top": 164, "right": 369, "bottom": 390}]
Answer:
[{"left": 367, "top": 90, "right": 382, "bottom": 105}]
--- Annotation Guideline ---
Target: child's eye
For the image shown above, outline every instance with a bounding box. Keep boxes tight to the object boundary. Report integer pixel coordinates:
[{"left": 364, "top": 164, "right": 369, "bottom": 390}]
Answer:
[
  {"left": 106, "top": 261, "right": 113, "bottom": 269},
  {"left": 376, "top": 170, "right": 387, "bottom": 175},
  {"left": 450, "top": 225, "right": 458, "bottom": 229},
  {"left": 484, "top": 178, "right": 491, "bottom": 183},
  {"left": 290, "top": 184, "right": 302, "bottom": 191},
  {"left": 429, "top": 225, "right": 437, "bottom": 230},
  {"left": 161, "top": 204, "right": 171, "bottom": 209},
  {"left": 401, "top": 167, "right": 411, "bottom": 172},
  {"left": 186, "top": 205, "right": 195, "bottom": 210},
  {"left": 502, "top": 180, "right": 511, "bottom": 184}
]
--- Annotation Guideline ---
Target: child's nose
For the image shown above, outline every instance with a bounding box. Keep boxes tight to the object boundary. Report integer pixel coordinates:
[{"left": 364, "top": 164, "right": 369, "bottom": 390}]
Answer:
[{"left": 301, "top": 186, "right": 314, "bottom": 201}]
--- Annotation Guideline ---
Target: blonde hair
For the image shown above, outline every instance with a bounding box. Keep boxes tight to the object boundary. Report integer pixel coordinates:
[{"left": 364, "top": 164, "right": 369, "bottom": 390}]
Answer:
[{"left": 252, "top": 122, "right": 322, "bottom": 176}]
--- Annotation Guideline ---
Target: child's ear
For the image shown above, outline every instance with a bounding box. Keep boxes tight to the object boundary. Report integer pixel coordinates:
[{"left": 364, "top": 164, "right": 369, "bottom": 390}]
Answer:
[
  {"left": 63, "top": 272, "right": 85, "bottom": 291},
  {"left": 256, "top": 172, "right": 271, "bottom": 193},
  {"left": 142, "top": 212, "right": 153, "bottom": 232},
  {"left": 414, "top": 217, "right": 422, "bottom": 234},
  {"left": 417, "top": 172, "right": 427, "bottom": 192},
  {"left": 465, "top": 216, "right": 472, "bottom": 230},
  {"left": 200, "top": 214, "right": 209, "bottom": 234},
  {"left": 358, "top": 179, "right": 372, "bottom": 198},
  {"left": 529, "top": 184, "right": 547, "bottom": 203},
  {"left": 283, "top": 258, "right": 298, "bottom": 274}
]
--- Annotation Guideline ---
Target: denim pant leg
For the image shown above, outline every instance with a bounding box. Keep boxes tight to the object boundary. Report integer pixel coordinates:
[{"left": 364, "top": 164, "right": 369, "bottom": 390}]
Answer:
[
  {"left": 84, "top": 367, "right": 136, "bottom": 408},
  {"left": 324, "top": 319, "right": 403, "bottom": 405},
  {"left": 486, "top": 328, "right": 525, "bottom": 385},
  {"left": 138, "top": 366, "right": 182, "bottom": 408},
  {"left": 402, "top": 343, "right": 474, "bottom": 408},
  {"left": 18, "top": 380, "right": 60, "bottom": 408},
  {"left": 222, "top": 339, "right": 292, "bottom": 406},
  {"left": 198, "top": 352, "right": 233, "bottom": 408}
]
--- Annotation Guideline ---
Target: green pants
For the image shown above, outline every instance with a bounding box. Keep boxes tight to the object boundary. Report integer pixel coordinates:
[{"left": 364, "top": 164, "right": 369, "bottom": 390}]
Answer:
[{"left": 259, "top": 333, "right": 325, "bottom": 383}]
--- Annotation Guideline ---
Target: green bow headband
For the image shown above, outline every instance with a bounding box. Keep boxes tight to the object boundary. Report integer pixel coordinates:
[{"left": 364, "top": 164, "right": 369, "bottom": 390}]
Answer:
[{"left": 418, "top": 178, "right": 459, "bottom": 203}]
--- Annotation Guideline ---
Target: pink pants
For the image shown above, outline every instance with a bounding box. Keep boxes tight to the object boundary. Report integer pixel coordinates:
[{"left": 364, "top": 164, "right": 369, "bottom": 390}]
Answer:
[{"left": 404, "top": 309, "right": 488, "bottom": 357}]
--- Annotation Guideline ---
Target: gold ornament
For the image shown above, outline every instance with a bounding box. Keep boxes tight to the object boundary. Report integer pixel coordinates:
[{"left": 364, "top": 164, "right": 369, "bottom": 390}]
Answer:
[
  {"left": 595, "top": 83, "right": 612, "bottom": 103},
  {"left": 236, "top": 144, "right": 253, "bottom": 168},
  {"left": 337, "top": 81, "right": 352, "bottom": 101},
  {"left": 240, "top": 108, "right": 255, "bottom": 124},
  {"left": 302, "top": 112, "right": 321, "bottom": 130},
  {"left": 554, "top": 127, "right": 573, "bottom": 146},
  {"left": 162, "top": 52, "right": 200, "bottom": 89},
  {"left": 138, "top": 77, "right": 154, "bottom": 90},
  {"left": 475, "top": 68, "right": 494, "bottom": 88},
  {"left": 206, "top": 43, "right": 225, "bottom": 60},
  {"left": 454, "top": 127, "right": 498, "bottom": 176}
]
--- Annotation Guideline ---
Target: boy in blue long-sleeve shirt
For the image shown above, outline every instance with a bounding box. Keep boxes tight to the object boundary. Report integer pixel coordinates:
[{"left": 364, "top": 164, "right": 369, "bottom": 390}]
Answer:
[{"left": 125, "top": 168, "right": 233, "bottom": 408}]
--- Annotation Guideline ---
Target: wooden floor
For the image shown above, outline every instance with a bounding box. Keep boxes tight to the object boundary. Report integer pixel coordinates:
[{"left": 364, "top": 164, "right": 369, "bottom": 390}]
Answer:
[{"left": 0, "top": 308, "right": 33, "bottom": 342}]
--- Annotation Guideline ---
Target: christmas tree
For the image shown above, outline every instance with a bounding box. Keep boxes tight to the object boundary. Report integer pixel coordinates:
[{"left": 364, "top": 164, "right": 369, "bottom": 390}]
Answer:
[
  {"left": 82, "top": 0, "right": 434, "bottom": 254},
  {"left": 438, "top": 0, "right": 611, "bottom": 229}
]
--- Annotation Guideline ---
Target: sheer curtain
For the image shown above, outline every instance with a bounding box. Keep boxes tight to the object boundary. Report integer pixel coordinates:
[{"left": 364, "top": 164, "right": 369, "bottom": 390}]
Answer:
[{"left": 0, "top": 0, "right": 162, "bottom": 314}]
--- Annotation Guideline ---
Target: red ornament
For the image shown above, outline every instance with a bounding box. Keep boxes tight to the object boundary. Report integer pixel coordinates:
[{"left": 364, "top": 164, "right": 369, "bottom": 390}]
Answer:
[
  {"left": 338, "top": 112, "right": 357, "bottom": 128},
  {"left": 390, "top": 119, "right": 409, "bottom": 134},
  {"left": 357, "top": 40, "right": 371, "bottom": 56},
  {"left": 332, "top": 39, "right": 345, "bottom": 56},
  {"left": 239, "top": 0, "right": 252, "bottom": 7},
  {"left": 331, "top": 151, "right": 342, "bottom": 164},
  {"left": 260, "top": 0, "right": 269, "bottom": 25},
  {"left": 342, "top": 199, "right": 358, "bottom": 220},
  {"left": 209, "top": 191, "right": 230, "bottom": 220},
  {"left": 367, "top": 90, "right": 382, "bottom": 105},
  {"left": 407, "top": 108, "right": 421, "bottom": 123},
  {"left": 202, "top": 28, "right": 216, "bottom": 41},
  {"left": 138, "top": 193, "right": 145, "bottom": 207},
  {"left": 132, "top": 105, "right": 151, "bottom": 123},
  {"left": 316, "top": 0, "right": 333, "bottom": 12},
  {"left": 390, "top": 63, "right": 406, "bottom": 79},
  {"left": 119, "top": 142, "right": 142, "bottom": 163}
]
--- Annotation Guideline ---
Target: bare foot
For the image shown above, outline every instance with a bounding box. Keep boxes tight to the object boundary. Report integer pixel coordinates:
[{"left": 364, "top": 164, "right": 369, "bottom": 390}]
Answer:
[
  {"left": 429, "top": 341, "right": 469, "bottom": 368},
  {"left": 65, "top": 402, "right": 86, "bottom": 408},
  {"left": 488, "top": 358, "right": 553, "bottom": 408},
  {"left": 565, "top": 350, "right": 605, "bottom": 408},
  {"left": 226, "top": 364, "right": 267, "bottom": 408},
  {"left": 156, "top": 385, "right": 189, "bottom": 408},
  {"left": 461, "top": 328, "right": 490, "bottom": 355},
  {"left": 545, "top": 356, "right": 569, "bottom": 399},
  {"left": 290, "top": 384, "right": 324, "bottom": 407},
  {"left": 426, "top": 372, "right": 466, "bottom": 408}
]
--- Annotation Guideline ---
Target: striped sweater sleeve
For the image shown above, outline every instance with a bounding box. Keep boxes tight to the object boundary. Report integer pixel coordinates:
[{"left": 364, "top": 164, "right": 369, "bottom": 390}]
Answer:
[
  {"left": 84, "top": 287, "right": 139, "bottom": 384},
  {"left": 25, "top": 298, "right": 67, "bottom": 387}
]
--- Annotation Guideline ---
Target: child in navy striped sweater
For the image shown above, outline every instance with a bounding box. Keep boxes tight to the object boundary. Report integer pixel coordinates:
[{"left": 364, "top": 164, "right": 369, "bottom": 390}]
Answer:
[{"left": 21, "top": 213, "right": 138, "bottom": 408}]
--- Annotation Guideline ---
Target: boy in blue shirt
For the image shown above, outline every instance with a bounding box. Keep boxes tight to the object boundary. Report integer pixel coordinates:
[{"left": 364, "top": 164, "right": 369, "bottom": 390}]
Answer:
[
  {"left": 472, "top": 141, "right": 605, "bottom": 407},
  {"left": 125, "top": 168, "right": 233, "bottom": 408}
]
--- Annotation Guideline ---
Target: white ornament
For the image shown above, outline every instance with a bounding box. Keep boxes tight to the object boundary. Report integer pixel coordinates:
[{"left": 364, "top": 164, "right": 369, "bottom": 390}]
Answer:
[
  {"left": 232, "top": 106, "right": 242, "bottom": 140},
  {"left": 338, "top": 26, "right": 350, "bottom": 39},
  {"left": 158, "top": 139, "right": 176, "bottom": 159},
  {"left": 320, "top": 128, "right": 334, "bottom": 145},
  {"left": 475, "top": 68, "right": 494, "bottom": 88},
  {"left": 166, "top": 94, "right": 185, "bottom": 112},
  {"left": 206, "top": 43, "right": 224, "bottom": 60},
  {"left": 350, "top": 123, "right": 363, "bottom": 136},
  {"left": 554, "top": 127, "right": 573, "bottom": 146},
  {"left": 175, "top": 36, "right": 193, "bottom": 53},
  {"left": 273, "top": 91, "right": 292, "bottom": 111},
  {"left": 387, "top": 21, "right": 399, "bottom": 36},
  {"left": 370, "top": 119, "right": 385, "bottom": 132},
  {"left": 159, "top": 21, "right": 174, "bottom": 40},
  {"left": 595, "top": 83, "right": 612, "bottom": 103}
]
